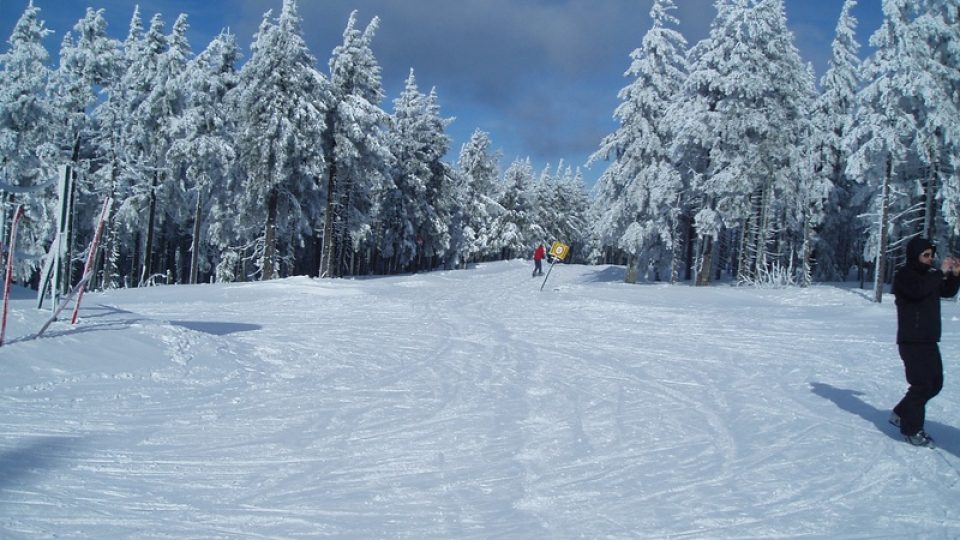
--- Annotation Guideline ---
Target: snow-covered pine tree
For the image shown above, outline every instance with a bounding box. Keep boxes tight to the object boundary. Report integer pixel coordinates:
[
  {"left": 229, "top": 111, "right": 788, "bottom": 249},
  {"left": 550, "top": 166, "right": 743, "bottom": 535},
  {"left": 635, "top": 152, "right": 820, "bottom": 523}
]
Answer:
[
  {"left": 492, "top": 158, "right": 539, "bottom": 260},
  {"left": 455, "top": 129, "right": 504, "bottom": 265},
  {"left": 590, "top": 0, "right": 688, "bottom": 283},
  {"left": 380, "top": 70, "right": 429, "bottom": 273},
  {"left": 747, "top": 0, "right": 821, "bottom": 287},
  {"left": 319, "top": 11, "right": 392, "bottom": 278},
  {"left": 789, "top": 62, "right": 830, "bottom": 288},
  {"left": 47, "top": 8, "right": 121, "bottom": 292},
  {"left": 420, "top": 88, "right": 458, "bottom": 270},
  {"left": 232, "top": 0, "right": 328, "bottom": 281},
  {"left": 107, "top": 12, "right": 169, "bottom": 286},
  {"left": 139, "top": 13, "right": 192, "bottom": 285},
  {"left": 561, "top": 166, "right": 592, "bottom": 264},
  {"left": 670, "top": 0, "right": 748, "bottom": 286},
  {"left": 530, "top": 164, "right": 554, "bottom": 252},
  {"left": 380, "top": 69, "right": 454, "bottom": 271},
  {"left": 381, "top": 72, "right": 454, "bottom": 273},
  {"left": 0, "top": 1, "right": 57, "bottom": 280},
  {"left": 167, "top": 30, "right": 239, "bottom": 284},
  {"left": 673, "top": 0, "right": 816, "bottom": 286},
  {"left": 908, "top": 0, "right": 960, "bottom": 244},
  {"left": 535, "top": 163, "right": 590, "bottom": 264},
  {"left": 811, "top": 0, "right": 862, "bottom": 282},
  {"left": 91, "top": 6, "right": 147, "bottom": 289},
  {"left": 923, "top": 1, "right": 960, "bottom": 239},
  {"left": 847, "top": 0, "right": 938, "bottom": 302},
  {"left": 726, "top": 0, "right": 816, "bottom": 287}
]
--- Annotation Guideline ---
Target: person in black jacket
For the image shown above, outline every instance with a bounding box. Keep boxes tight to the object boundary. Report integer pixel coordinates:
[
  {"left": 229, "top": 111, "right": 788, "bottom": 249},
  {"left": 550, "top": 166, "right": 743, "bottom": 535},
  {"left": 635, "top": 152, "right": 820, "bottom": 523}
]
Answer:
[{"left": 889, "top": 237, "right": 960, "bottom": 446}]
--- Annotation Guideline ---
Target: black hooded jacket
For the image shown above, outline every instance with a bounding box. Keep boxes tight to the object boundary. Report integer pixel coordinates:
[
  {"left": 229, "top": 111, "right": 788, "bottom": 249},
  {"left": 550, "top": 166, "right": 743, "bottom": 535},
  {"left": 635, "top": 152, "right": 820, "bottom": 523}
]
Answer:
[{"left": 893, "top": 237, "right": 960, "bottom": 344}]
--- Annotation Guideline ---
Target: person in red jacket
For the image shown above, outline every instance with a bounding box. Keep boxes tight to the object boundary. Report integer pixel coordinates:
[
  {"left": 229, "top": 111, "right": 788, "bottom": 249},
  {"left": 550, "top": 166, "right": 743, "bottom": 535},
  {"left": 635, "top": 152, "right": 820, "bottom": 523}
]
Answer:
[
  {"left": 889, "top": 237, "right": 960, "bottom": 447},
  {"left": 532, "top": 244, "right": 546, "bottom": 277}
]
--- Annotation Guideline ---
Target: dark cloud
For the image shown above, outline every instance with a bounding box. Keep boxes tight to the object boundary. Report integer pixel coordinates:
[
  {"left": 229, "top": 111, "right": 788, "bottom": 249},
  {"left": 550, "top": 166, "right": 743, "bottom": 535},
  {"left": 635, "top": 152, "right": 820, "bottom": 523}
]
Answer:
[
  {"left": 226, "top": 0, "right": 667, "bottom": 177},
  {"left": 285, "top": 1, "right": 653, "bottom": 107}
]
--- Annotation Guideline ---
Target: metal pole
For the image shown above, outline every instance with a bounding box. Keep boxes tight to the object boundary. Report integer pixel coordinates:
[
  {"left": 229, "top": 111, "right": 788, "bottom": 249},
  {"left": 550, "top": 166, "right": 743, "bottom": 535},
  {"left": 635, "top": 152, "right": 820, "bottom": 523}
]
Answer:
[{"left": 539, "top": 260, "right": 557, "bottom": 292}]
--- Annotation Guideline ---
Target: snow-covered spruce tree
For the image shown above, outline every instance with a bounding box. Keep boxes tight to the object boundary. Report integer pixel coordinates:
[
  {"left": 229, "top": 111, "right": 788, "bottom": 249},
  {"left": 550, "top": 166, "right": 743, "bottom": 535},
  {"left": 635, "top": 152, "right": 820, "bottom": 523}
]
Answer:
[
  {"left": 455, "top": 129, "right": 504, "bottom": 265},
  {"left": 380, "top": 73, "right": 455, "bottom": 274},
  {"left": 0, "top": 1, "right": 57, "bottom": 281},
  {"left": 560, "top": 167, "right": 593, "bottom": 264},
  {"left": 91, "top": 6, "right": 146, "bottom": 289},
  {"left": 104, "top": 12, "right": 171, "bottom": 287},
  {"left": 232, "top": 0, "right": 327, "bottom": 281},
  {"left": 589, "top": 0, "right": 687, "bottom": 283},
  {"left": 846, "top": 0, "right": 946, "bottom": 302},
  {"left": 909, "top": 0, "right": 960, "bottom": 244},
  {"left": 90, "top": 8, "right": 144, "bottom": 288},
  {"left": 921, "top": 0, "right": 960, "bottom": 239},
  {"left": 670, "top": 0, "right": 747, "bottom": 286},
  {"left": 420, "top": 88, "right": 458, "bottom": 270},
  {"left": 751, "top": 1, "right": 823, "bottom": 289},
  {"left": 167, "top": 30, "right": 240, "bottom": 284},
  {"left": 672, "top": 0, "right": 816, "bottom": 286},
  {"left": 47, "top": 8, "right": 121, "bottom": 292},
  {"left": 535, "top": 163, "right": 591, "bottom": 264},
  {"left": 138, "top": 14, "right": 192, "bottom": 286},
  {"left": 727, "top": 0, "right": 817, "bottom": 287},
  {"left": 810, "top": 0, "right": 862, "bottom": 282},
  {"left": 788, "top": 63, "right": 830, "bottom": 289},
  {"left": 491, "top": 158, "right": 539, "bottom": 260},
  {"left": 319, "top": 11, "right": 392, "bottom": 278}
]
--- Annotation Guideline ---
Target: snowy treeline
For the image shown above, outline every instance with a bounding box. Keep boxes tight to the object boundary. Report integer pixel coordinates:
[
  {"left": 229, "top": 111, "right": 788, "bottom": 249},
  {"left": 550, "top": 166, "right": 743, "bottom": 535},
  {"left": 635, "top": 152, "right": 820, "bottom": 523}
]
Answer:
[
  {"left": 0, "top": 0, "right": 591, "bottom": 290},
  {"left": 591, "top": 0, "right": 960, "bottom": 298}
]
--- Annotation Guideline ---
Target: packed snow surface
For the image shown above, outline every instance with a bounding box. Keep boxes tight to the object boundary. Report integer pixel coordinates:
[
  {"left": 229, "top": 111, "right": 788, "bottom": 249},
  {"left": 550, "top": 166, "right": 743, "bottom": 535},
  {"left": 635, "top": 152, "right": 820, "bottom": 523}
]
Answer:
[{"left": 2, "top": 260, "right": 959, "bottom": 538}]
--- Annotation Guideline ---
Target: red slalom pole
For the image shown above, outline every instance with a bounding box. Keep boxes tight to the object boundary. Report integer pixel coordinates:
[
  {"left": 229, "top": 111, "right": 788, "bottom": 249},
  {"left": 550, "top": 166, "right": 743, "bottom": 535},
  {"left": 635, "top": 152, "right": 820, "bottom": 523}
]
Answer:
[
  {"left": 1, "top": 205, "right": 25, "bottom": 346},
  {"left": 70, "top": 198, "right": 112, "bottom": 325}
]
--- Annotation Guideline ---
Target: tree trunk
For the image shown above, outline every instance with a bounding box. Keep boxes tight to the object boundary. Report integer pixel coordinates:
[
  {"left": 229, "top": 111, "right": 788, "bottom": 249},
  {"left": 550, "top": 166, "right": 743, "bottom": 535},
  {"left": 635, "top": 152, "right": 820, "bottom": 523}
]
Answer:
[
  {"left": 923, "top": 142, "right": 939, "bottom": 239},
  {"left": 320, "top": 110, "right": 339, "bottom": 279},
  {"left": 336, "top": 178, "right": 353, "bottom": 277},
  {"left": 737, "top": 217, "right": 751, "bottom": 283},
  {"left": 140, "top": 171, "right": 159, "bottom": 286},
  {"left": 262, "top": 188, "right": 278, "bottom": 281},
  {"left": 625, "top": 253, "right": 639, "bottom": 284},
  {"left": 754, "top": 181, "right": 772, "bottom": 280},
  {"left": 320, "top": 161, "right": 337, "bottom": 278},
  {"left": 696, "top": 235, "right": 714, "bottom": 286},
  {"left": 873, "top": 156, "right": 893, "bottom": 304},
  {"left": 66, "top": 171, "right": 80, "bottom": 290},
  {"left": 669, "top": 216, "right": 684, "bottom": 284},
  {"left": 189, "top": 191, "right": 202, "bottom": 284},
  {"left": 801, "top": 216, "right": 814, "bottom": 288},
  {"left": 101, "top": 149, "right": 121, "bottom": 289},
  {"left": 101, "top": 221, "right": 118, "bottom": 289}
]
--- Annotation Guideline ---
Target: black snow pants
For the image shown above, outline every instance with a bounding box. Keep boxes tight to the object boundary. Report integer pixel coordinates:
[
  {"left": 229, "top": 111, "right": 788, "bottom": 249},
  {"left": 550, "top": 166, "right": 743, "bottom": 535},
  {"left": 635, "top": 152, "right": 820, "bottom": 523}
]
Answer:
[{"left": 893, "top": 343, "right": 944, "bottom": 436}]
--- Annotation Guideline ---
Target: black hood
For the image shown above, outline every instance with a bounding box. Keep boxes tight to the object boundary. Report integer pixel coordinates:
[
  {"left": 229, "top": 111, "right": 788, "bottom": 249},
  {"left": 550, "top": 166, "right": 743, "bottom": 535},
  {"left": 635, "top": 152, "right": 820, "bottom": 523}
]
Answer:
[{"left": 906, "top": 236, "right": 936, "bottom": 262}]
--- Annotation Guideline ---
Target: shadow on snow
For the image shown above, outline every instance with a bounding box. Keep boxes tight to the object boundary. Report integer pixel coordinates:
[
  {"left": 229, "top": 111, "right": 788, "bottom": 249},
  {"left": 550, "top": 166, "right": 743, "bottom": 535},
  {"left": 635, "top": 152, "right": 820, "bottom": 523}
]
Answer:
[
  {"left": 0, "top": 436, "right": 86, "bottom": 489},
  {"left": 810, "top": 382, "right": 960, "bottom": 460},
  {"left": 171, "top": 320, "right": 261, "bottom": 336}
]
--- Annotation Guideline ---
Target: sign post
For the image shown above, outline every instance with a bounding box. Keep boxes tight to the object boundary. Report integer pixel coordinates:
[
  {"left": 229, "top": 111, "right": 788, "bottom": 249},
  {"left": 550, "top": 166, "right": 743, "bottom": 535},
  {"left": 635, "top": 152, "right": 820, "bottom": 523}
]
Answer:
[{"left": 540, "top": 241, "right": 570, "bottom": 291}]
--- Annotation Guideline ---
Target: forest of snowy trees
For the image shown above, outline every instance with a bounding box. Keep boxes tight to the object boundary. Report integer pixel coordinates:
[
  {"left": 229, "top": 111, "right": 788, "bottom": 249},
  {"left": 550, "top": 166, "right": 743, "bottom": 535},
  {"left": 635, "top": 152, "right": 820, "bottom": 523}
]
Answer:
[
  {"left": 0, "top": 0, "right": 591, "bottom": 295},
  {"left": 592, "top": 0, "right": 960, "bottom": 302},
  {"left": 1, "top": 0, "right": 958, "bottom": 302}
]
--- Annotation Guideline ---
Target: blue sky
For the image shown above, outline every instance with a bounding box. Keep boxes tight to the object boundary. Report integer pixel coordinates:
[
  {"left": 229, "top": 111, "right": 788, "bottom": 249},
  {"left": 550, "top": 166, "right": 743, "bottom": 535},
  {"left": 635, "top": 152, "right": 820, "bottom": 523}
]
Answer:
[{"left": 2, "top": 1, "right": 883, "bottom": 188}]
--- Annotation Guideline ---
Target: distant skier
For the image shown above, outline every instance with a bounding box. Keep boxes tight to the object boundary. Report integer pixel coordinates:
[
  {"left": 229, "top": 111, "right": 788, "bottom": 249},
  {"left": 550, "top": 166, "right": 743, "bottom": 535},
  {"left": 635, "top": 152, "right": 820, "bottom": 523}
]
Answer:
[
  {"left": 532, "top": 244, "right": 546, "bottom": 277},
  {"left": 889, "top": 237, "right": 960, "bottom": 447}
]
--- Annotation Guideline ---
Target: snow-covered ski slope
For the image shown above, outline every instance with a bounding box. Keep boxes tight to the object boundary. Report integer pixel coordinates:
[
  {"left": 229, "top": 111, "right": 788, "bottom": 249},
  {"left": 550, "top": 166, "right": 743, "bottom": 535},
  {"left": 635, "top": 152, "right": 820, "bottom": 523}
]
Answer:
[{"left": 2, "top": 260, "right": 959, "bottom": 538}]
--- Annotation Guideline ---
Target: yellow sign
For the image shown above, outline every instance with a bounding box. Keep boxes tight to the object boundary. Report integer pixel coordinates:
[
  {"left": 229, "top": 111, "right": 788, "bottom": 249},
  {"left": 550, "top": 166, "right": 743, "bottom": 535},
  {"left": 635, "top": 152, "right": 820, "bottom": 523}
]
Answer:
[{"left": 549, "top": 241, "right": 570, "bottom": 261}]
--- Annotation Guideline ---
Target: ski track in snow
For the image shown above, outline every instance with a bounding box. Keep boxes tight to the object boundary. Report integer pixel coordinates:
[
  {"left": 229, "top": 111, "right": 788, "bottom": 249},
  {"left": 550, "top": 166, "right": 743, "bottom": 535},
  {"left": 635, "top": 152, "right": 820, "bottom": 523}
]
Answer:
[{"left": 2, "top": 260, "right": 960, "bottom": 538}]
